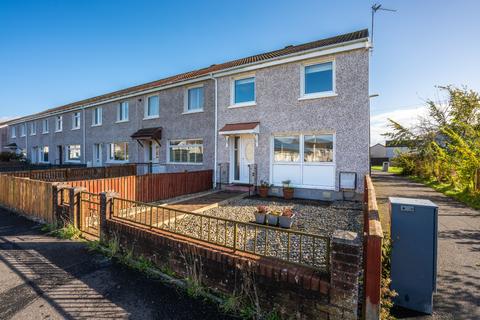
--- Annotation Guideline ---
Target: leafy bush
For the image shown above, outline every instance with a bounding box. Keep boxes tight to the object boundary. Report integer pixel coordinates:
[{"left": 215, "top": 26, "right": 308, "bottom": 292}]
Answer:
[{"left": 0, "top": 151, "right": 23, "bottom": 162}]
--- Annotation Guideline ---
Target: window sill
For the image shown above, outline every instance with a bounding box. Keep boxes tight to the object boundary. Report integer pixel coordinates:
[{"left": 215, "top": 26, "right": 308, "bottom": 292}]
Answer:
[
  {"left": 228, "top": 102, "right": 256, "bottom": 109},
  {"left": 167, "top": 162, "right": 203, "bottom": 166},
  {"left": 30, "top": 134, "right": 36, "bottom": 136},
  {"left": 65, "top": 160, "right": 81, "bottom": 163},
  {"left": 20, "top": 135, "right": 26, "bottom": 138},
  {"left": 91, "top": 124, "right": 102, "bottom": 127},
  {"left": 115, "top": 120, "right": 129, "bottom": 124},
  {"left": 42, "top": 132, "right": 49, "bottom": 135},
  {"left": 143, "top": 116, "right": 159, "bottom": 120},
  {"left": 298, "top": 92, "right": 337, "bottom": 101},
  {"left": 54, "top": 130, "right": 62, "bottom": 133},
  {"left": 71, "top": 127, "right": 80, "bottom": 131},
  {"left": 182, "top": 109, "right": 204, "bottom": 115}
]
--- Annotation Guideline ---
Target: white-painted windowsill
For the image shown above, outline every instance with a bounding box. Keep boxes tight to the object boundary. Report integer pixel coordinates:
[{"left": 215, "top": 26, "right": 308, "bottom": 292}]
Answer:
[
  {"left": 182, "top": 109, "right": 204, "bottom": 115},
  {"left": 42, "top": 132, "right": 49, "bottom": 135},
  {"left": 106, "top": 160, "right": 129, "bottom": 164},
  {"left": 91, "top": 124, "right": 102, "bottom": 127},
  {"left": 228, "top": 102, "right": 256, "bottom": 109},
  {"left": 298, "top": 92, "right": 337, "bottom": 101},
  {"left": 167, "top": 162, "right": 203, "bottom": 166},
  {"left": 71, "top": 127, "right": 80, "bottom": 131},
  {"left": 143, "top": 116, "right": 159, "bottom": 120},
  {"left": 115, "top": 119, "right": 129, "bottom": 124}
]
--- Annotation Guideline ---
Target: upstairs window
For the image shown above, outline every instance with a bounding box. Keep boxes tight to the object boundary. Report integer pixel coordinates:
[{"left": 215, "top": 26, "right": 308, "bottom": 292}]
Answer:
[
  {"left": 233, "top": 77, "right": 255, "bottom": 105},
  {"left": 55, "top": 116, "right": 63, "bottom": 132},
  {"left": 72, "top": 112, "right": 81, "bottom": 129},
  {"left": 11, "top": 126, "right": 16, "bottom": 138},
  {"left": 145, "top": 95, "right": 159, "bottom": 118},
  {"left": 20, "top": 124, "right": 26, "bottom": 137},
  {"left": 66, "top": 144, "right": 81, "bottom": 162},
  {"left": 118, "top": 102, "right": 129, "bottom": 122},
  {"left": 92, "top": 107, "right": 102, "bottom": 126},
  {"left": 303, "top": 61, "right": 334, "bottom": 96},
  {"left": 30, "top": 122, "right": 36, "bottom": 135},
  {"left": 186, "top": 86, "right": 204, "bottom": 112},
  {"left": 42, "top": 119, "right": 49, "bottom": 133}
]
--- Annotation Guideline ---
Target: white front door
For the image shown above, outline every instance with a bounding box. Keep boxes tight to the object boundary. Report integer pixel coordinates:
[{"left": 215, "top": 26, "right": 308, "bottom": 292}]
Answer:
[
  {"left": 93, "top": 144, "right": 102, "bottom": 167},
  {"left": 145, "top": 140, "right": 161, "bottom": 173},
  {"left": 231, "top": 136, "right": 255, "bottom": 183}
]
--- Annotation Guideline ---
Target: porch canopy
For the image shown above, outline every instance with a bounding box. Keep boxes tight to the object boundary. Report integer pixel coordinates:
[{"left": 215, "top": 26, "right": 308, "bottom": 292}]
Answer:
[
  {"left": 219, "top": 122, "right": 259, "bottom": 135},
  {"left": 131, "top": 127, "right": 162, "bottom": 146},
  {"left": 4, "top": 143, "right": 19, "bottom": 150}
]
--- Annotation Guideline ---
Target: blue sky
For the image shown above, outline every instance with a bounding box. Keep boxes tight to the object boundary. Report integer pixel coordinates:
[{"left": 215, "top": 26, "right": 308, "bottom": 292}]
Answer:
[{"left": 1, "top": 0, "right": 479, "bottom": 143}]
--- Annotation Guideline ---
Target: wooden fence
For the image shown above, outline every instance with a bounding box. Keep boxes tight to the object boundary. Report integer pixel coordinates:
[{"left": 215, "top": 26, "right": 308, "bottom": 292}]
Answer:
[
  {"left": 67, "top": 170, "right": 213, "bottom": 202},
  {"left": 0, "top": 175, "right": 55, "bottom": 223},
  {"left": 5, "top": 164, "right": 137, "bottom": 182},
  {"left": 363, "top": 175, "right": 384, "bottom": 320}
]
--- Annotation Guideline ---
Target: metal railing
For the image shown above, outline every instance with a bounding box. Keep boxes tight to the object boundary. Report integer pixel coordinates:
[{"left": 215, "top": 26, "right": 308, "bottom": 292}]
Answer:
[
  {"left": 80, "top": 192, "right": 101, "bottom": 236},
  {"left": 110, "top": 196, "right": 330, "bottom": 272}
]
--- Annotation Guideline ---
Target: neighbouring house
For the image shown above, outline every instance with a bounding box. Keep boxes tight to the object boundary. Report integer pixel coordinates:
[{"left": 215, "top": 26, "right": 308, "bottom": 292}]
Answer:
[
  {"left": 385, "top": 140, "right": 410, "bottom": 159},
  {"left": 370, "top": 143, "right": 388, "bottom": 166},
  {"left": 3, "top": 29, "right": 370, "bottom": 199},
  {"left": 0, "top": 123, "right": 8, "bottom": 151}
]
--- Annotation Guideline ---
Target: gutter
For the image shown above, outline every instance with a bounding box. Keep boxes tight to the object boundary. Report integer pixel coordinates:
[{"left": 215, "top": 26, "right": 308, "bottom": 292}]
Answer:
[{"left": 7, "top": 37, "right": 369, "bottom": 126}]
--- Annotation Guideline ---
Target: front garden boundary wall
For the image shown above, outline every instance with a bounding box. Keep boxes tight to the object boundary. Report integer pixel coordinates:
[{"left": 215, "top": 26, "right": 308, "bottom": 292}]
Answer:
[{"left": 363, "top": 175, "right": 383, "bottom": 319}]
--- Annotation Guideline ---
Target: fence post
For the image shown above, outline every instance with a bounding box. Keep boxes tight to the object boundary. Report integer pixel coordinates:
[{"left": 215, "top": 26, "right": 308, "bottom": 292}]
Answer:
[
  {"left": 71, "top": 187, "right": 87, "bottom": 229},
  {"left": 329, "top": 230, "right": 362, "bottom": 320},
  {"left": 99, "top": 191, "right": 118, "bottom": 242},
  {"left": 52, "top": 183, "right": 60, "bottom": 225}
]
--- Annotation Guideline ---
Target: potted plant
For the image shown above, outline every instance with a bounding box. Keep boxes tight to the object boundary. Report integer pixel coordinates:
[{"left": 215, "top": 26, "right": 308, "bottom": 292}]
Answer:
[
  {"left": 254, "top": 205, "right": 268, "bottom": 224},
  {"left": 266, "top": 209, "right": 281, "bottom": 226},
  {"left": 279, "top": 208, "right": 295, "bottom": 228},
  {"left": 258, "top": 180, "right": 272, "bottom": 198},
  {"left": 282, "top": 180, "right": 294, "bottom": 200}
]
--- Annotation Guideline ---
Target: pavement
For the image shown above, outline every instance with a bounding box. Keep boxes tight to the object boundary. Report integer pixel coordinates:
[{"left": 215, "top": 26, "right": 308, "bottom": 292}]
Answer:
[
  {"left": 372, "top": 171, "right": 480, "bottom": 320},
  {"left": 0, "top": 208, "right": 234, "bottom": 320}
]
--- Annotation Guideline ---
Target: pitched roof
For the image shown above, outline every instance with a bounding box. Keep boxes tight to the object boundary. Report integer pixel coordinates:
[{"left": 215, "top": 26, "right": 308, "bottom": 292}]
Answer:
[{"left": 11, "top": 29, "right": 368, "bottom": 123}]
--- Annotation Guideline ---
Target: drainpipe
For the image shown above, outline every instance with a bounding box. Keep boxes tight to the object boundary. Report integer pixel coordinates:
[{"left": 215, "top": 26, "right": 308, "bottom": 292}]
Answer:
[
  {"left": 211, "top": 73, "right": 218, "bottom": 189},
  {"left": 82, "top": 108, "right": 86, "bottom": 164},
  {"left": 24, "top": 121, "right": 28, "bottom": 160}
]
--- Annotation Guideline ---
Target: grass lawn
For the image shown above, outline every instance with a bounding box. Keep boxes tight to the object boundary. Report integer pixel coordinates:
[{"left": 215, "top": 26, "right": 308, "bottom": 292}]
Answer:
[
  {"left": 371, "top": 165, "right": 404, "bottom": 175},
  {"left": 410, "top": 176, "right": 480, "bottom": 210}
]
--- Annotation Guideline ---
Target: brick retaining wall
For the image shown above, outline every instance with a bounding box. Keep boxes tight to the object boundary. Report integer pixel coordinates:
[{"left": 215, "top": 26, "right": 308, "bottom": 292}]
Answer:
[{"left": 101, "top": 192, "right": 362, "bottom": 320}]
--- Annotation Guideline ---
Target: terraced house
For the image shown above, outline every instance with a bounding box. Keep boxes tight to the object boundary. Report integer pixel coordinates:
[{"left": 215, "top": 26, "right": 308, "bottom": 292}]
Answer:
[{"left": 5, "top": 29, "right": 370, "bottom": 199}]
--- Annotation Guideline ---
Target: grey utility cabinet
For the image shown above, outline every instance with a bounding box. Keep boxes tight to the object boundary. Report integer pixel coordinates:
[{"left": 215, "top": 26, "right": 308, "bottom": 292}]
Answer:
[{"left": 389, "top": 197, "right": 438, "bottom": 314}]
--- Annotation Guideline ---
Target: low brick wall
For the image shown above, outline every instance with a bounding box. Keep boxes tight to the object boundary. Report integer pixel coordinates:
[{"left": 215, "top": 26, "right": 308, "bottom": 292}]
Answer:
[{"left": 100, "top": 192, "right": 362, "bottom": 320}]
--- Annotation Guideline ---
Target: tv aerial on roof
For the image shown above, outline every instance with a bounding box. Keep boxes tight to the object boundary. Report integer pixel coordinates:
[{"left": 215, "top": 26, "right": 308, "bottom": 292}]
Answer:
[{"left": 371, "top": 3, "right": 397, "bottom": 51}]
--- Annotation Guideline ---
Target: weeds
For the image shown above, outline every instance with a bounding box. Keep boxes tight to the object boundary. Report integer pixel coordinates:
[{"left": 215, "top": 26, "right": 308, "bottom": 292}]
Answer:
[
  {"left": 381, "top": 236, "right": 397, "bottom": 320},
  {"left": 41, "top": 223, "right": 82, "bottom": 240},
  {"left": 181, "top": 249, "right": 204, "bottom": 298}
]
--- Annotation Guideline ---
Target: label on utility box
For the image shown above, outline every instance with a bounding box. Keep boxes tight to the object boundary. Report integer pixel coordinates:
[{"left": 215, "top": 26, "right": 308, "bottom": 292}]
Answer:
[{"left": 400, "top": 205, "right": 415, "bottom": 212}]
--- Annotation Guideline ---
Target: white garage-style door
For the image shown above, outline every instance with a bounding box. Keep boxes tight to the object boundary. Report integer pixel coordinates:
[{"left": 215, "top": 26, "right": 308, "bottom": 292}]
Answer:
[{"left": 271, "top": 133, "right": 335, "bottom": 189}]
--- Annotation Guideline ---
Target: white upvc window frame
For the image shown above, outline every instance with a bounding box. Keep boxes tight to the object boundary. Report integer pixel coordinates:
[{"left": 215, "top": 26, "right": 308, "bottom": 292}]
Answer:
[
  {"left": 72, "top": 112, "right": 81, "bottom": 130},
  {"left": 167, "top": 138, "right": 204, "bottom": 165},
  {"left": 55, "top": 116, "right": 63, "bottom": 132},
  {"left": 107, "top": 142, "right": 129, "bottom": 163},
  {"left": 92, "top": 107, "right": 102, "bottom": 126},
  {"left": 39, "top": 145, "right": 49, "bottom": 163},
  {"left": 20, "top": 123, "right": 26, "bottom": 137},
  {"left": 11, "top": 126, "right": 16, "bottom": 138},
  {"left": 144, "top": 94, "right": 160, "bottom": 119},
  {"left": 229, "top": 73, "right": 256, "bottom": 108},
  {"left": 183, "top": 84, "right": 205, "bottom": 114},
  {"left": 65, "top": 144, "right": 81, "bottom": 163},
  {"left": 42, "top": 119, "right": 49, "bottom": 134},
  {"left": 117, "top": 101, "right": 129, "bottom": 122},
  {"left": 299, "top": 58, "right": 337, "bottom": 101},
  {"left": 30, "top": 122, "right": 36, "bottom": 136},
  {"left": 269, "top": 132, "right": 336, "bottom": 190}
]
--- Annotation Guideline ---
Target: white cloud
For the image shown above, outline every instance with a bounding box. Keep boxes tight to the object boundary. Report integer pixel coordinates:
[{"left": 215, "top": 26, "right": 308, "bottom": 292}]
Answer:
[{"left": 370, "top": 106, "right": 428, "bottom": 145}]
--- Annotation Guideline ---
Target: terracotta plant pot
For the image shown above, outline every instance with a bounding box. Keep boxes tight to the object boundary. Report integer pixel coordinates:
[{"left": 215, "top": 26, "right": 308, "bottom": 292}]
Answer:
[
  {"left": 258, "top": 186, "right": 269, "bottom": 198},
  {"left": 254, "top": 212, "right": 266, "bottom": 224},
  {"left": 279, "top": 214, "right": 295, "bottom": 228},
  {"left": 266, "top": 214, "right": 279, "bottom": 226},
  {"left": 283, "top": 187, "right": 294, "bottom": 200}
]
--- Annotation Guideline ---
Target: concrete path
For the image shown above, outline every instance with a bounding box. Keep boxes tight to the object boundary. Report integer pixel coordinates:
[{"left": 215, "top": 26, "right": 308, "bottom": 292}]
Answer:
[
  {"left": 0, "top": 208, "right": 233, "bottom": 320},
  {"left": 372, "top": 171, "right": 480, "bottom": 320}
]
